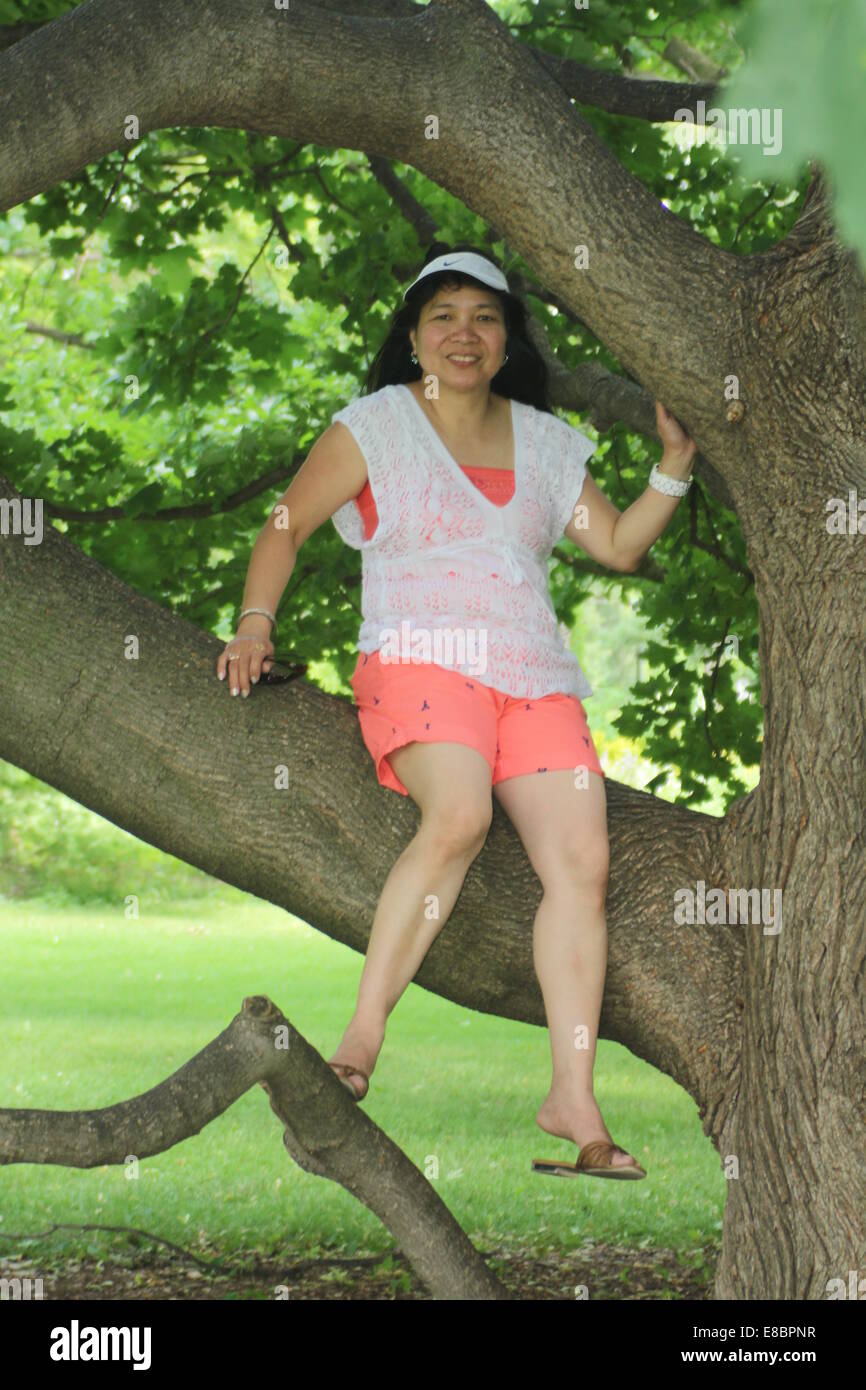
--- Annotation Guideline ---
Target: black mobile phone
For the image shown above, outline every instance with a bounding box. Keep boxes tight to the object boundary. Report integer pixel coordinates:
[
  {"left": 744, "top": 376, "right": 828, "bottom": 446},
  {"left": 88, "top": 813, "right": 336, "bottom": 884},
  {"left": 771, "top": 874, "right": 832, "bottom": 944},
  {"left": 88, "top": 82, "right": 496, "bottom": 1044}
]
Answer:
[{"left": 258, "top": 663, "right": 307, "bottom": 685}]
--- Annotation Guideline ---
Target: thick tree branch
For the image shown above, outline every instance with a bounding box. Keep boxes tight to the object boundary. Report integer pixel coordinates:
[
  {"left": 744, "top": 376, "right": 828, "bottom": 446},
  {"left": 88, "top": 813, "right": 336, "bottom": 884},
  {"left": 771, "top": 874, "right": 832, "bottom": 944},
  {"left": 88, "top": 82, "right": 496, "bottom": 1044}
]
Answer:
[
  {"left": 526, "top": 47, "right": 718, "bottom": 121},
  {"left": 0, "top": 23, "right": 42, "bottom": 53},
  {"left": 318, "top": 0, "right": 725, "bottom": 120},
  {"left": 0, "top": 5, "right": 727, "bottom": 124},
  {"left": 0, "top": 994, "right": 511, "bottom": 1299}
]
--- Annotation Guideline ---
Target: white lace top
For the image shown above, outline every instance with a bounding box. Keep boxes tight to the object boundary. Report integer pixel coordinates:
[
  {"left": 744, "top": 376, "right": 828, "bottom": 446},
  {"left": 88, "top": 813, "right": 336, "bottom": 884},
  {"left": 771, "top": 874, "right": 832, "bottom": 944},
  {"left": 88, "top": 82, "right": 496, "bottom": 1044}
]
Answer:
[{"left": 330, "top": 382, "right": 596, "bottom": 700}]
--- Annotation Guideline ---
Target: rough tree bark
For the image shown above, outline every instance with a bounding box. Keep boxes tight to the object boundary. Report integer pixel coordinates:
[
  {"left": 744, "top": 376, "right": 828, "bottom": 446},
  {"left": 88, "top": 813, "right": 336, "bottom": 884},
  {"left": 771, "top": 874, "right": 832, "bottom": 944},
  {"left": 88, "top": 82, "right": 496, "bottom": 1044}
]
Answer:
[{"left": 1, "top": 0, "right": 864, "bottom": 1300}]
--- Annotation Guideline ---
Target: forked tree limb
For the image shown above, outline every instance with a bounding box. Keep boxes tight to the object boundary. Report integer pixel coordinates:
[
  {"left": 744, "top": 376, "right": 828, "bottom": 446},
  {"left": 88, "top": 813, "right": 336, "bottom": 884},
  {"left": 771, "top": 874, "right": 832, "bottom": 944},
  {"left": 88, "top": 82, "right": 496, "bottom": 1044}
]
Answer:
[{"left": 0, "top": 994, "right": 512, "bottom": 1300}]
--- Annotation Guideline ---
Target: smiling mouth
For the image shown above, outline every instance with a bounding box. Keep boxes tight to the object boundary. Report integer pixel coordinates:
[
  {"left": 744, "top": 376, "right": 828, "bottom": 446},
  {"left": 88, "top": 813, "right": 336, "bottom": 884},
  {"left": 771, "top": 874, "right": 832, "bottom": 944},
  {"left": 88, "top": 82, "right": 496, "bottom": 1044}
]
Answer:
[{"left": 447, "top": 354, "right": 481, "bottom": 362}]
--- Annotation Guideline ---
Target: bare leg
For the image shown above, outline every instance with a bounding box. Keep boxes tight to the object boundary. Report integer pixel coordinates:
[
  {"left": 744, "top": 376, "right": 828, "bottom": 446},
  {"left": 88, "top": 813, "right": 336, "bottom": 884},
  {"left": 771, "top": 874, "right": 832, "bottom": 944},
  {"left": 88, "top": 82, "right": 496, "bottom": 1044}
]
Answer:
[
  {"left": 329, "top": 740, "right": 493, "bottom": 1096},
  {"left": 493, "top": 769, "right": 639, "bottom": 1168}
]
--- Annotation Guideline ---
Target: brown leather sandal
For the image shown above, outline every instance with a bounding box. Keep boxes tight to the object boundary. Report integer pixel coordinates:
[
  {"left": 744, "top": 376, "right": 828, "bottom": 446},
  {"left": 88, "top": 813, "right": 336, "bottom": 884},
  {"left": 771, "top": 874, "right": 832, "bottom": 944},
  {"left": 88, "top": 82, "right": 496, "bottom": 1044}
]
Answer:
[
  {"left": 532, "top": 1139, "right": 646, "bottom": 1181},
  {"left": 329, "top": 1062, "right": 369, "bottom": 1102}
]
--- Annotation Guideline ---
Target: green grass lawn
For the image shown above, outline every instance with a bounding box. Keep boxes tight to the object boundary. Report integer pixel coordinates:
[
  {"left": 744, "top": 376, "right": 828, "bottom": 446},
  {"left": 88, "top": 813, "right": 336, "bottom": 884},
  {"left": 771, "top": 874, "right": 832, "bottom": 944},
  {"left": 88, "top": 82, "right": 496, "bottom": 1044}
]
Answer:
[{"left": 0, "top": 897, "right": 725, "bottom": 1266}]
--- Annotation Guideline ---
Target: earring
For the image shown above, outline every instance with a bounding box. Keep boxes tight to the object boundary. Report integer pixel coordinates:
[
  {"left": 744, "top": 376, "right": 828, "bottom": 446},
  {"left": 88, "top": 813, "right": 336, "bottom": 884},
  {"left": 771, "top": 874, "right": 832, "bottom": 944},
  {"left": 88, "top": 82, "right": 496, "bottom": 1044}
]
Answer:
[{"left": 410, "top": 351, "right": 418, "bottom": 363}]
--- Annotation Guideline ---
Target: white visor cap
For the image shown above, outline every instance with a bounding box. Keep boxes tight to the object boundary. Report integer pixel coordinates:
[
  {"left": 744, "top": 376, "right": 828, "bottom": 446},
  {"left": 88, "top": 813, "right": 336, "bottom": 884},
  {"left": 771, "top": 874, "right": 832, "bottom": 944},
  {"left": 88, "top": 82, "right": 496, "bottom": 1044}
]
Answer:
[{"left": 402, "top": 251, "right": 510, "bottom": 302}]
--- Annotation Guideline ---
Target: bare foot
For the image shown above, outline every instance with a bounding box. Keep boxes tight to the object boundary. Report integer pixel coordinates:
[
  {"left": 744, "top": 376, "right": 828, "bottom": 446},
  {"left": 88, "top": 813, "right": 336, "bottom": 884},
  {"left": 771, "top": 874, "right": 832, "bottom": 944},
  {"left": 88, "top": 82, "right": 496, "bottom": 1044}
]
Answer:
[
  {"left": 327, "top": 1016, "right": 386, "bottom": 1100},
  {"left": 536, "top": 1091, "right": 640, "bottom": 1169}
]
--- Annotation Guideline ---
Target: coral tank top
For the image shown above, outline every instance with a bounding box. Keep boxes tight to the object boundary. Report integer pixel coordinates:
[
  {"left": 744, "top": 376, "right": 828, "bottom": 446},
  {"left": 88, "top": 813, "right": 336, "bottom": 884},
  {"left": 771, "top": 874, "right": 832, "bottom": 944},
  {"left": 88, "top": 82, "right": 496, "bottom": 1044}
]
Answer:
[{"left": 354, "top": 465, "right": 515, "bottom": 540}]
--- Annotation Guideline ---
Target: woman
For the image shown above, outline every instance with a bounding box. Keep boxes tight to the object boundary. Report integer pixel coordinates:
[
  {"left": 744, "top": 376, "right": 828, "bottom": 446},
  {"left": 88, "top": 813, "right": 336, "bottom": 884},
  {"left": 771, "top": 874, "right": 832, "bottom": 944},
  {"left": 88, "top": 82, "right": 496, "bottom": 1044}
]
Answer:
[{"left": 216, "top": 242, "right": 696, "bottom": 1180}]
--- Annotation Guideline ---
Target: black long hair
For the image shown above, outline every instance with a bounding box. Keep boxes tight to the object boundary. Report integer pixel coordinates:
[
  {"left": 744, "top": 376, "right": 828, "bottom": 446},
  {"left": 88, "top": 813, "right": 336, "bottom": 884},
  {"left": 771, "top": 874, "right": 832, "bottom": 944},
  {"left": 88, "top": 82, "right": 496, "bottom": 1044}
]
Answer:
[{"left": 362, "top": 240, "right": 553, "bottom": 414}]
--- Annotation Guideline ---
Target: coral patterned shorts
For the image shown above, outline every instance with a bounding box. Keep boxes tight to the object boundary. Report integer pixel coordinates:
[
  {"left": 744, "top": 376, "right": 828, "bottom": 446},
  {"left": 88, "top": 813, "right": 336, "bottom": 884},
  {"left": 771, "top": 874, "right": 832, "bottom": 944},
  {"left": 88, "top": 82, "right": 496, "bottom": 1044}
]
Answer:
[{"left": 350, "top": 649, "right": 605, "bottom": 797}]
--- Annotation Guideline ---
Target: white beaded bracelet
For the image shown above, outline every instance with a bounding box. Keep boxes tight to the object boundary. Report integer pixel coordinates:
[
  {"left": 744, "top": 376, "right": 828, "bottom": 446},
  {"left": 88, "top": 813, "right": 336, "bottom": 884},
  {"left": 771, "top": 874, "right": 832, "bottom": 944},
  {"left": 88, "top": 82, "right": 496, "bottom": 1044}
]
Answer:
[{"left": 648, "top": 462, "right": 693, "bottom": 497}]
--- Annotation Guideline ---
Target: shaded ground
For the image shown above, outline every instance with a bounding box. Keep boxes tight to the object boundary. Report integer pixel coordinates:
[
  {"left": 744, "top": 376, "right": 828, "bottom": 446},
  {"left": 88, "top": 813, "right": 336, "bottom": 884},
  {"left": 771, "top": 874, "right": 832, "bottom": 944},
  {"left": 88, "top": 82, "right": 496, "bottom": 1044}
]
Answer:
[{"left": 2, "top": 1240, "right": 718, "bottom": 1300}]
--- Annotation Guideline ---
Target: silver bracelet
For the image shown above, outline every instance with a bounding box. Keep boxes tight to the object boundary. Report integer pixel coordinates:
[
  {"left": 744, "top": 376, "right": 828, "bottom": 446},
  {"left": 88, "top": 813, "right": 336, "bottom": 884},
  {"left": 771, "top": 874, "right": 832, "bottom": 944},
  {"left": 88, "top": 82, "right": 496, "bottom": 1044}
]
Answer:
[
  {"left": 239, "top": 606, "right": 278, "bottom": 636},
  {"left": 648, "top": 462, "right": 693, "bottom": 497}
]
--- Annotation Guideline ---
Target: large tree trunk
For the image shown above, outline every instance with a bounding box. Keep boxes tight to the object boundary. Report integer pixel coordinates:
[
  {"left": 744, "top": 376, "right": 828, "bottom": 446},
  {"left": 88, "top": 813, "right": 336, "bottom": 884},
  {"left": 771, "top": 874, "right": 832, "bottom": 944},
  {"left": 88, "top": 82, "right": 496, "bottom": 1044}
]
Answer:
[
  {"left": 708, "top": 220, "right": 866, "bottom": 1296},
  {"left": 1, "top": 0, "right": 865, "bottom": 1299}
]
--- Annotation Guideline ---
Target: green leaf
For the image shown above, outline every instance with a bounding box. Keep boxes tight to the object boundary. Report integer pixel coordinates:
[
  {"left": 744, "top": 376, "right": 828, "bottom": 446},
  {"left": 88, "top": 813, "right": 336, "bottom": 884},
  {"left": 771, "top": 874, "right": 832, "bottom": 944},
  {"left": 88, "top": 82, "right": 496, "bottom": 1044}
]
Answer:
[
  {"left": 720, "top": 0, "right": 866, "bottom": 265},
  {"left": 121, "top": 482, "right": 165, "bottom": 518}
]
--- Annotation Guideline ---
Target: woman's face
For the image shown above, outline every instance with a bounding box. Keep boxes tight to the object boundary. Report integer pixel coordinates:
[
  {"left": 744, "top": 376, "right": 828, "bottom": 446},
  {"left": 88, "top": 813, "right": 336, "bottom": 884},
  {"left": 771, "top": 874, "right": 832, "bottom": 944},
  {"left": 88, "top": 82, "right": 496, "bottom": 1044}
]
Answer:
[{"left": 409, "top": 281, "right": 507, "bottom": 389}]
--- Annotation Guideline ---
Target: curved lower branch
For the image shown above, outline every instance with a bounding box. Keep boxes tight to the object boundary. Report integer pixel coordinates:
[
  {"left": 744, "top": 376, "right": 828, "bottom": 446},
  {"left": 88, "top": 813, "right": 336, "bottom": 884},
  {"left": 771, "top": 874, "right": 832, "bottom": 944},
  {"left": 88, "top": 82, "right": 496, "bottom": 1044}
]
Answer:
[{"left": 0, "top": 995, "right": 510, "bottom": 1300}]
